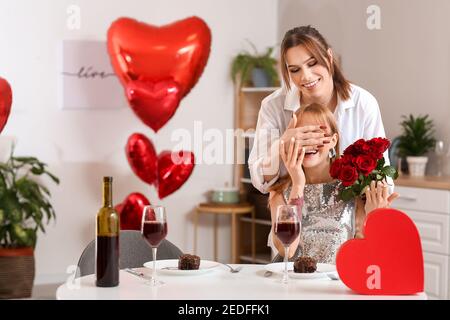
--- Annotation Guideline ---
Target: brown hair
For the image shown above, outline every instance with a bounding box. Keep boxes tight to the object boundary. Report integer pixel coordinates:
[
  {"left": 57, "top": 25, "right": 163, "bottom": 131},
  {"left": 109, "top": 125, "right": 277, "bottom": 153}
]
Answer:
[
  {"left": 268, "top": 103, "right": 340, "bottom": 201},
  {"left": 280, "top": 25, "right": 351, "bottom": 101}
]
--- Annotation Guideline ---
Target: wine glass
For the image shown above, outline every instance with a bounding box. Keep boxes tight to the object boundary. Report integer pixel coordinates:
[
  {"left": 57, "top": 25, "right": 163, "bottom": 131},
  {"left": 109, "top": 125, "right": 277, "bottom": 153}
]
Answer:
[
  {"left": 274, "top": 204, "right": 301, "bottom": 284},
  {"left": 141, "top": 205, "right": 168, "bottom": 286},
  {"left": 435, "top": 141, "right": 445, "bottom": 176}
]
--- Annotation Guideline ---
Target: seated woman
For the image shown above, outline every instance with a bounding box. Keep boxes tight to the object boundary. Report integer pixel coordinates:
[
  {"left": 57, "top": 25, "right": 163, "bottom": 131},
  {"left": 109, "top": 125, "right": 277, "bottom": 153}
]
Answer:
[{"left": 268, "top": 103, "right": 398, "bottom": 264}]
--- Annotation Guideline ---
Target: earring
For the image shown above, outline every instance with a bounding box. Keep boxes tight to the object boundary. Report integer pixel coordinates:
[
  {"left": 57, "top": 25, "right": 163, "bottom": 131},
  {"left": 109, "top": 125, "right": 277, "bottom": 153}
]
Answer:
[{"left": 329, "top": 147, "right": 336, "bottom": 159}]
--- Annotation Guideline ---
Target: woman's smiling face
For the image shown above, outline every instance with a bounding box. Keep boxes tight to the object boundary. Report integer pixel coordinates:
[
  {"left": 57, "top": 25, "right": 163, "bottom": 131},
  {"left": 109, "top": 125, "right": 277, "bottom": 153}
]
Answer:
[
  {"left": 285, "top": 45, "right": 333, "bottom": 102},
  {"left": 297, "top": 111, "right": 338, "bottom": 168}
]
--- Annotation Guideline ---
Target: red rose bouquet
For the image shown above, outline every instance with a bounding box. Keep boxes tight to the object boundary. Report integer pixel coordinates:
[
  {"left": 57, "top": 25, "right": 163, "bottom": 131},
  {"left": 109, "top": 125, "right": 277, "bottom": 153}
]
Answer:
[{"left": 330, "top": 137, "right": 398, "bottom": 201}]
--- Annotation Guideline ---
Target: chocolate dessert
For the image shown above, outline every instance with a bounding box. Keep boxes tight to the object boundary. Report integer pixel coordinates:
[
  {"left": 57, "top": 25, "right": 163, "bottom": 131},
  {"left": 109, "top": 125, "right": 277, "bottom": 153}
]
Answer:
[
  {"left": 293, "top": 256, "right": 317, "bottom": 273},
  {"left": 178, "top": 254, "right": 201, "bottom": 270}
]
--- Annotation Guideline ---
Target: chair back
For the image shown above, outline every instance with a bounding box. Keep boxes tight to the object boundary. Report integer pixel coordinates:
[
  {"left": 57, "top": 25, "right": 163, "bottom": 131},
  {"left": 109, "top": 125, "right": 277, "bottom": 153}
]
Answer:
[{"left": 77, "top": 230, "right": 183, "bottom": 277}]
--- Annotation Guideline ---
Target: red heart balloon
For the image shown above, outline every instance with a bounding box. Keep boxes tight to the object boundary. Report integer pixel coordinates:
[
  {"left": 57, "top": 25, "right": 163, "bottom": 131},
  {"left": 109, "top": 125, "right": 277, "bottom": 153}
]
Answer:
[
  {"left": 126, "top": 133, "right": 158, "bottom": 185},
  {"left": 116, "top": 192, "right": 151, "bottom": 230},
  {"left": 157, "top": 151, "right": 195, "bottom": 199},
  {"left": 107, "top": 16, "right": 211, "bottom": 131},
  {"left": 336, "top": 208, "right": 424, "bottom": 295},
  {"left": 0, "top": 77, "right": 12, "bottom": 134},
  {"left": 126, "top": 79, "right": 181, "bottom": 132}
]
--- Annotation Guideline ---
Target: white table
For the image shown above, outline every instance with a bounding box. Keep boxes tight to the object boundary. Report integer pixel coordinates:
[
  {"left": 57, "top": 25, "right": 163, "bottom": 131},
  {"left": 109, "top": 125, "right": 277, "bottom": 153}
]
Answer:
[{"left": 56, "top": 264, "right": 427, "bottom": 300}]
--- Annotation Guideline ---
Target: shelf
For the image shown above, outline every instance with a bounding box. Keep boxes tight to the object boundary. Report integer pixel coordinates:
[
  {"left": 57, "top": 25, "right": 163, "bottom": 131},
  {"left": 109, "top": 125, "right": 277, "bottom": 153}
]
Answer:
[
  {"left": 396, "top": 175, "right": 450, "bottom": 191},
  {"left": 235, "top": 83, "right": 278, "bottom": 268},
  {"left": 240, "top": 253, "right": 272, "bottom": 264},
  {"left": 241, "top": 87, "right": 280, "bottom": 93},
  {"left": 240, "top": 216, "right": 271, "bottom": 226}
]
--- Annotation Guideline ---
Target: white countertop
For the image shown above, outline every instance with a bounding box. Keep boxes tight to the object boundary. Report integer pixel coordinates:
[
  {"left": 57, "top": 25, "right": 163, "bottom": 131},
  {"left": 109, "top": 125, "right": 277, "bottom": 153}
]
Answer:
[{"left": 56, "top": 264, "right": 427, "bottom": 300}]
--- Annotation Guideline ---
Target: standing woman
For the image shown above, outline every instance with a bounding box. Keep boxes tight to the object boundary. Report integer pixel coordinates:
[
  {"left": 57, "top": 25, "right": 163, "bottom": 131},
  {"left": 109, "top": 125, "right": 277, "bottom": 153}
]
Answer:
[{"left": 248, "top": 25, "right": 390, "bottom": 194}]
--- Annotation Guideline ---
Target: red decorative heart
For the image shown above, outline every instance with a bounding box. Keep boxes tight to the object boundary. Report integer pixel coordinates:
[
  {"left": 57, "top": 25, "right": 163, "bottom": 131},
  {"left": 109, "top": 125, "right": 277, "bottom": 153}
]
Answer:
[
  {"left": 336, "top": 208, "right": 424, "bottom": 295},
  {"left": 125, "top": 133, "right": 196, "bottom": 198},
  {"left": 157, "top": 151, "right": 195, "bottom": 199},
  {"left": 126, "top": 133, "right": 158, "bottom": 185},
  {"left": 116, "top": 192, "right": 151, "bottom": 230},
  {"left": 126, "top": 79, "right": 181, "bottom": 132},
  {"left": 107, "top": 16, "right": 211, "bottom": 131},
  {"left": 0, "top": 77, "right": 12, "bottom": 134}
]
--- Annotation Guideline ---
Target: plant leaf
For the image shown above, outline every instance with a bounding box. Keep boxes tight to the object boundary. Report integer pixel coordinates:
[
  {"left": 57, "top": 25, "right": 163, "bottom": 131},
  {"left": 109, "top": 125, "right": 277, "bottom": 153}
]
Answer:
[
  {"left": 11, "top": 224, "right": 29, "bottom": 246},
  {"left": 381, "top": 166, "right": 398, "bottom": 178},
  {"left": 0, "top": 150, "right": 59, "bottom": 247},
  {"left": 376, "top": 157, "right": 385, "bottom": 170},
  {"left": 340, "top": 187, "right": 355, "bottom": 201},
  {"left": 44, "top": 171, "right": 60, "bottom": 184},
  {"left": 231, "top": 43, "right": 279, "bottom": 86},
  {"left": 398, "top": 114, "right": 436, "bottom": 156},
  {"left": 0, "top": 171, "right": 7, "bottom": 195}
]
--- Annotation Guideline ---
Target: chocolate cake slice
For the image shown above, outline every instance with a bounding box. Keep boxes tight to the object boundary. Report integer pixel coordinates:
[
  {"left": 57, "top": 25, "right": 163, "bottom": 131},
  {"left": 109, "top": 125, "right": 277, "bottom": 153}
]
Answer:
[
  {"left": 293, "top": 256, "right": 317, "bottom": 273},
  {"left": 178, "top": 254, "right": 200, "bottom": 270}
]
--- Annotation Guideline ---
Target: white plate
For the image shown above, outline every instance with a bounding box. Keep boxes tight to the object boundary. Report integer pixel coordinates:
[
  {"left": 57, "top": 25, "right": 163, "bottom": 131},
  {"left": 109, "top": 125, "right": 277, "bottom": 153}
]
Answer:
[
  {"left": 264, "top": 262, "right": 337, "bottom": 279},
  {"left": 143, "top": 259, "right": 220, "bottom": 276}
]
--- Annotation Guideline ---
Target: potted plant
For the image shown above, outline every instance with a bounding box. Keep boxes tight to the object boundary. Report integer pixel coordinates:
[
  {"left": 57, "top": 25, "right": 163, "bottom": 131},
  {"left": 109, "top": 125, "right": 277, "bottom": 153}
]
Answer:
[
  {"left": 0, "top": 148, "right": 59, "bottom": 298},
  {"left": 231, "top": 40, "right": 279, "bottom": 87},
  {"left": 397, "top": 114, "right": 436, "bottom": 176}
]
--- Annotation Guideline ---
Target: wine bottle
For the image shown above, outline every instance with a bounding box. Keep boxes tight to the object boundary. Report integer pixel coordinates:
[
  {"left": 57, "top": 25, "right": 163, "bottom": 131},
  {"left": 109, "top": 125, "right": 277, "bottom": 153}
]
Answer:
[{"left": 96, "top": 176, "right": 120, "bottom": 287}]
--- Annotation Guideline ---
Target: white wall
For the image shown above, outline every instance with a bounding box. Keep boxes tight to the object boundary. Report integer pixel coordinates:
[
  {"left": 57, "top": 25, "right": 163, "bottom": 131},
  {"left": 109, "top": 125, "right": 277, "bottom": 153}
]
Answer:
[
  {"left": 278, "top": 0, "right": 450, "bottom": 175},
  {"left": 0, "top": 0, "right": 278, "bottom": 283}
]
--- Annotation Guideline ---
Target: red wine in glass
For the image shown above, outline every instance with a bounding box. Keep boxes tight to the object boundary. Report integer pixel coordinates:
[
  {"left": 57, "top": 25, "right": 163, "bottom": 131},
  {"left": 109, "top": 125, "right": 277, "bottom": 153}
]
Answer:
[
  {"left": 275, "top": 222, "right": 300, "bottom": 245},
  {"left": 142, "top": 221, "right": 168, "bottom": 247},
  {"left": 141, "top": 205, "right": 167, "bottom": 287},
  {"left": 275, "top": 204, "right": 301, "bottom": 284}
]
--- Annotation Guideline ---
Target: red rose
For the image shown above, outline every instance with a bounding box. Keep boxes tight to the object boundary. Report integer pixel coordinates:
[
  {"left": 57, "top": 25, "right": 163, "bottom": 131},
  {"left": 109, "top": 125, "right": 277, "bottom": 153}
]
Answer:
[
  {"left": 343, "top": 144, "right": 357, "bottom": 157},
  {"left": 341, "top": 154, "right": 355, "bottom": 166},
  {"left": 355, "top": 154, "right": 377, "bottom": 176},
  {"left": 367, "top": 138, "right": 390, "bottom": 159},
  {"left": 343, "top": 139, "right": 370, "bottom": 156},
  {"left": 339, "top": 165, "right": 359, "bottom": 187},
  {"left": 330, "top": 158, "right": 344, "bottom": 179},
  {"left": 374, "top": 137, "right": 390, "bottom": 151},
  {"left": 356, "top": 139, "right": 371, "bottom": 154}
]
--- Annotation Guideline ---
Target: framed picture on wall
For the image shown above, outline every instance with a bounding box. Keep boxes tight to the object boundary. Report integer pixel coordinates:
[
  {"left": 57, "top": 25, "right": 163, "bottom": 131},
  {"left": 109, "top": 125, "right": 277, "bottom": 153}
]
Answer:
[{"left": 58, "top": 40, "right": 127, "bottom": 110}]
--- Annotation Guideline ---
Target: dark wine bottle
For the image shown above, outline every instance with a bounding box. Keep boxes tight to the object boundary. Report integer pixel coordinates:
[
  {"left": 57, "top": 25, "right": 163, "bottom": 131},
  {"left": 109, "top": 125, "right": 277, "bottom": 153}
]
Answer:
[{"left": 96, "top": 176, "right": 120, "bottom": 287}]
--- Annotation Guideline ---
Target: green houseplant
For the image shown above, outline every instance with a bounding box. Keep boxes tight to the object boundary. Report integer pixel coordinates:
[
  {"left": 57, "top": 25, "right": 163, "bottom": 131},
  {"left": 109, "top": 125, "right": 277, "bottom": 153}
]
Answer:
[
  {"left": 397, "top": 114, "right": 436, "bottom": 176},
  {"left": 0, "top": 148, "right": 59, "bottom": 298},
  {"left": 231, "top": 40, "right": 279, "bottom": 87}
]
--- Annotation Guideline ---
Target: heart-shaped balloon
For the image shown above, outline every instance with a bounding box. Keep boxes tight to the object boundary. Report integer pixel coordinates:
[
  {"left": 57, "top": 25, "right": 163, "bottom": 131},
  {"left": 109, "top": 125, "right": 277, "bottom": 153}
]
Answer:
[
  {"left": 126, "top": 79, "right": 181, "bottom": 132},
  {"left": 0, "top": 77, "right": 12, "bottom": 134},
  {"left": 157, "top": 150, "right": 195, "bottom": 199},
  {"left": 116, "top": 192, "right": 151, "bottom": 230},
  {"left": 125, "top": 133, "right": 196, "bottom": 198},
  {"left": 126, "top": 133, "right": 158, "bottom": 185},
  {"left": 108, "top": 16, "right": 211, "bottom": 131},
  {"left": 336, "top": 208, "right": 424, "bottom": 295}
]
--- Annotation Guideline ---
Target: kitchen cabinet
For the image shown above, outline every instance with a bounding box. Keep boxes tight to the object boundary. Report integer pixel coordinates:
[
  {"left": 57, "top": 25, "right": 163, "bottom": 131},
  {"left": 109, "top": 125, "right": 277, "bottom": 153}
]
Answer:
[{"left": 391, "top": 177, "right": 450, "bottom": 300}]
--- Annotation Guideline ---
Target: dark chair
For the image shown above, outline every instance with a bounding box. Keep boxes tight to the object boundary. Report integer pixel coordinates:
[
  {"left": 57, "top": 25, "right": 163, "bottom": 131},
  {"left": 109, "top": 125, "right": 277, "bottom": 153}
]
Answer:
[{"left": 77, "top": 230, "right": 183, "bottom": 277}]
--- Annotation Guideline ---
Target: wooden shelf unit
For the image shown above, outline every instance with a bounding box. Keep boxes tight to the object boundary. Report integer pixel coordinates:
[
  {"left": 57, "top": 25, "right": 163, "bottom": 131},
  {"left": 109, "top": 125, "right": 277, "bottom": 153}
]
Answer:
[{"left": 234, "top": 86, "right": 280, "bottom": 264}]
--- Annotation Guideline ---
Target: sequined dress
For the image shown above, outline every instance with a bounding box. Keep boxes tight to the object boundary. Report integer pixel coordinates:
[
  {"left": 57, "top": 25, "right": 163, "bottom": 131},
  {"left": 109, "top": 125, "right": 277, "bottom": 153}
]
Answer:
[{"left": 270, "top": 180, "right": 355, "bottom": 264}]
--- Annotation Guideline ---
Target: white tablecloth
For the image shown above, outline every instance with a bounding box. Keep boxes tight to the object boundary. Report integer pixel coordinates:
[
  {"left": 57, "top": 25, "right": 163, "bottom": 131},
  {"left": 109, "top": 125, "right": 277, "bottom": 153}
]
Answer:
[{"left": 56, "top": 264, "right": 427, "bottom": 300}]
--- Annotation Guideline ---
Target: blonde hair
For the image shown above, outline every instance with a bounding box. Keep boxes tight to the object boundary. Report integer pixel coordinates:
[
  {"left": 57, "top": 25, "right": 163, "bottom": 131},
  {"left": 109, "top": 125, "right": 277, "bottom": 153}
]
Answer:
[{"left": 268, "top": 103, "right": 340, "bottom": 202}]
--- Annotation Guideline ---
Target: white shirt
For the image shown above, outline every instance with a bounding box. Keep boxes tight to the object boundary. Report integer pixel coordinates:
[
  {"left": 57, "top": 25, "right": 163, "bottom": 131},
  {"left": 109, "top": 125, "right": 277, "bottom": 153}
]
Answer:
[{"left": 248, "top": 83, "right": 391, "bottom": 194}]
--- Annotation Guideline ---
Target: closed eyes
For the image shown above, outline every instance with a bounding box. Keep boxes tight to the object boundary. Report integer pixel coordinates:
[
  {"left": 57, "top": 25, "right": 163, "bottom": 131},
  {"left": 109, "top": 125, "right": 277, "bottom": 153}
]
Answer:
[{"left": 288, "top": 60, "right": 317, "bottom": 73}]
